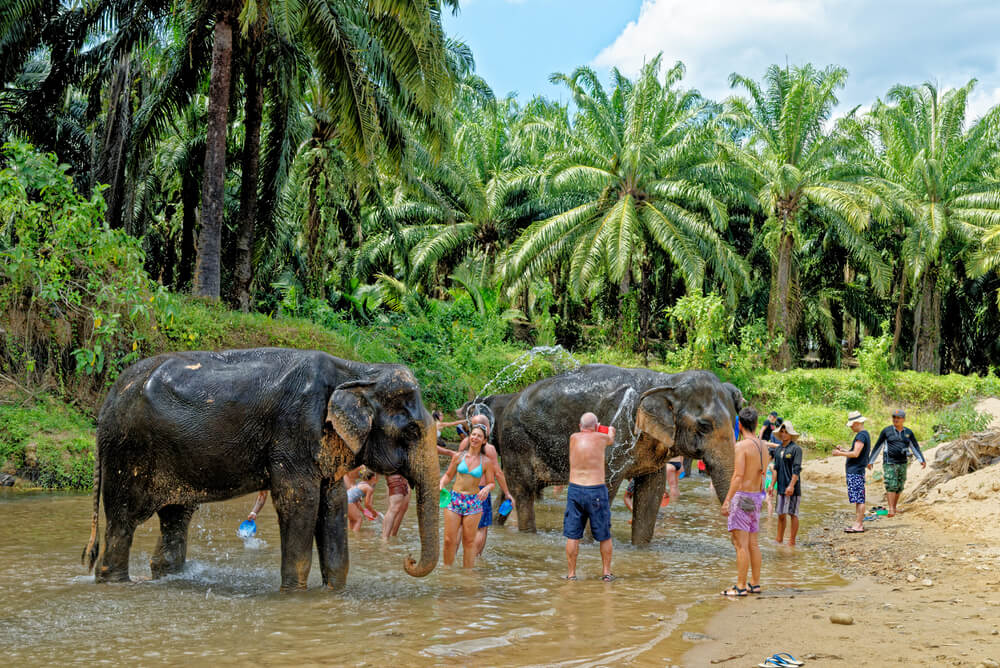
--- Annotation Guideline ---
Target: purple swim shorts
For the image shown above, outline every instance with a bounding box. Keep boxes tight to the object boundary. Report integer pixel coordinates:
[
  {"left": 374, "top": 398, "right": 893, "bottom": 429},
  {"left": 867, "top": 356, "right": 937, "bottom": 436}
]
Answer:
[{"left": 728, "top": 491, "right": 766, "bottom": 533}]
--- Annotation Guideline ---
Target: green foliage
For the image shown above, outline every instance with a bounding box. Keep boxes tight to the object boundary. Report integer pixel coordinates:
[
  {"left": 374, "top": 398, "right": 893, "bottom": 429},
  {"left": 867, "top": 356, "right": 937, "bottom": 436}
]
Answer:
[
  {"left": 0, "top": 395, "right": 96, "bottom": 489},
  {"left": 930, "top": 396, "right": 990, "bottom": 445},
  {"left": 856, "top": 328, "right": 894, "bottom": 392},
  {"left": 0, "top": 142, "right": 159, "bottom": 391},
  {"left": 666, "top": 292, "right": 732, "bottom": 369}
]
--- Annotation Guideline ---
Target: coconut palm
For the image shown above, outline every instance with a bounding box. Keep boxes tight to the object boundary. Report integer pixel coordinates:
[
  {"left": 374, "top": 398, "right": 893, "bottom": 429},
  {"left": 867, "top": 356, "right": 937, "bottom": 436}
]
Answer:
[
  {"left": 723, "top": 63, "right": 889, "bottom": 369},
  {"left": 841, "top": 80, "right": 1000, "bottom": 372},
  {"left": 500, "top": 56, "right": 748, "bottom": 357}
]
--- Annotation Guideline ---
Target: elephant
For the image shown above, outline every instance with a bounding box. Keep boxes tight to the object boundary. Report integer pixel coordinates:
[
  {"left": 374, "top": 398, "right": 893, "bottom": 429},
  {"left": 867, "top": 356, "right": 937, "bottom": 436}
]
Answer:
[
  {"left": 485, "top": 364, "right": 743, "bottom": 544},
  {"left": 82, "top": 347, "right": 439, "bottom": 591}
]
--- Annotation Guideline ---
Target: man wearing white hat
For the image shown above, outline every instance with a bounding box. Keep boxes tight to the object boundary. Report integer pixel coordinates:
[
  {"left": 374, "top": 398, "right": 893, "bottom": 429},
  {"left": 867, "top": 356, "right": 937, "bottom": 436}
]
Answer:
[{"left": 833, "top": 411, "right": 871, "bottom": 533}]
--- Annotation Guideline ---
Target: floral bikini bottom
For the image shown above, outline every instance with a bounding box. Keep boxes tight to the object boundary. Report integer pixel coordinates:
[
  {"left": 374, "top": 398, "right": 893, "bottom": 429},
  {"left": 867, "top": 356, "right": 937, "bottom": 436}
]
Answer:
[{"left": 447, "top": 490, "right": 483, "bottom": 516}]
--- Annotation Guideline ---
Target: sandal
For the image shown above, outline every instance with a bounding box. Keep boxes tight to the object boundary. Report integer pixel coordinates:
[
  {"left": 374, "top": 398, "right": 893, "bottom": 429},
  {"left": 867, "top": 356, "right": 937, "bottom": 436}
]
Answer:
[
  {"left": 748, "top": 583, "right": 762, "bottom": 594},
  {"left": 601, "top": 573, "right": 616, "bottom": 582},
  {"left": 772, "top": 653, "right": 804, "bottom": 666},
  {"left": 721, "top": 585, "right": 747, "bottom": 597},
  {"left": 564, "top": 575, "right": 578, "bottom": 581}
]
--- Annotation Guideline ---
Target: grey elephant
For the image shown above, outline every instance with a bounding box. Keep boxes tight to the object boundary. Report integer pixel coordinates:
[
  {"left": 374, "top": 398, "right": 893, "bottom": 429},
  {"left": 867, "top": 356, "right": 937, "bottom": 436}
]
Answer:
[
  {"left": 485, "top": 364, "right": 742, "bottom": 544},
  {"left": 82, "top": 348, "right": 439, "bottom": 591}
]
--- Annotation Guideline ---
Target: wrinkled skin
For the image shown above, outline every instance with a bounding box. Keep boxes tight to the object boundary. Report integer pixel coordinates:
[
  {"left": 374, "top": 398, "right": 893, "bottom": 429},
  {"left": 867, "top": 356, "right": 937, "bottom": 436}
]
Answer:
[
  {"left": 83, "top": 348, "right": 439, "bottom": 591},
  {"left": 489, "top": 364, "right": 741, "bottom": 545}
]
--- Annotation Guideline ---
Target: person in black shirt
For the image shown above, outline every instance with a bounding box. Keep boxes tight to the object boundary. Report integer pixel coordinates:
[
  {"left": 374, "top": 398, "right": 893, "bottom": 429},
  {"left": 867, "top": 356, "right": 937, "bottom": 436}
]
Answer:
[
  {"left": 833, "top": 411, "right": 871, "bottom": 533},
  {"left": 760, "top": 411, "right": 780, "bottom": 441},
  {"left": 868, "top": 409, "right": 925, "bottom": 517},
  {"left": 772, "top": 421, "right": 803, "bottom": 545}
]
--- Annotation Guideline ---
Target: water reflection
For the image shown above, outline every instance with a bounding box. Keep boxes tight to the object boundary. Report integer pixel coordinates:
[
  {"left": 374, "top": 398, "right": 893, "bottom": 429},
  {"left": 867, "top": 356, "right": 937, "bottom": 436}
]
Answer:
[{"left": 0, "top": 479, "right": 843, "bottom": 666}]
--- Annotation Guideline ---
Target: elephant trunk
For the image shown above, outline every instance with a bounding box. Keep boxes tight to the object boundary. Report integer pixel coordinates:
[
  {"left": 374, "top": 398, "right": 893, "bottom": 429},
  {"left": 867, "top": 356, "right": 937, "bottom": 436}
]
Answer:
[
  {"left": 703, "top": 430, "right": 735, "bottom": 504},
  {"left": 403, "top": 430, "right": 439, "bottom": 577}
]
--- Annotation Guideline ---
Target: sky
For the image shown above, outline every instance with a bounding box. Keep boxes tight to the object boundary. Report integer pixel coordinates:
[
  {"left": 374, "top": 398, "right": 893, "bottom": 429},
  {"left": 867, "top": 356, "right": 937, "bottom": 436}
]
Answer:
[{"left": 443, "top": 0, "right": 1000, "bottom": 118}]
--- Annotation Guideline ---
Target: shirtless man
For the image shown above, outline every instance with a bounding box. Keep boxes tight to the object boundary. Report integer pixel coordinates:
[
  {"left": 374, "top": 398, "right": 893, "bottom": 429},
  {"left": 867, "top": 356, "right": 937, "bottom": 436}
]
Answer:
[
  {"left": 564, "top": 412, "right": 616, "bottom": 581},
  {"left": 720, "top": 407, "right": 767, "bottom": 597},
  {"left": 456, "top": 413, "right": 514, "bottom": 556}
]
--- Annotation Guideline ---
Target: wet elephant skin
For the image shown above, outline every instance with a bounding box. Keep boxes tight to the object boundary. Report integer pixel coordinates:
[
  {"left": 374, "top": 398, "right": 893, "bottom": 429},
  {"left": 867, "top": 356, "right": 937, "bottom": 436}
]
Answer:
[
  {"left": 486, "top": 364, "right": 742, "bottom": 544},
  {"left": 83, "top": 347, "right": 439, "bottom": 591}
]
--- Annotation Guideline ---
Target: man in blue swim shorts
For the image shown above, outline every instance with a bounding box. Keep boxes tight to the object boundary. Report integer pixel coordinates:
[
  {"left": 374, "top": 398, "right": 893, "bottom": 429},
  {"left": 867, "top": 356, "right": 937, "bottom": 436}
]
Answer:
[{"left": 564, "top": 412, "right": 616, "bottom": 582}]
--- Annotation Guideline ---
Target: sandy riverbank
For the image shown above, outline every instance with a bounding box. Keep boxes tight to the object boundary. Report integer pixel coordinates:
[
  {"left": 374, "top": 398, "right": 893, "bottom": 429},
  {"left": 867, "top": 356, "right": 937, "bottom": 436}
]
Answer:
[{"left": 681, "top": 421, "right": 1000, "bottom": 668}]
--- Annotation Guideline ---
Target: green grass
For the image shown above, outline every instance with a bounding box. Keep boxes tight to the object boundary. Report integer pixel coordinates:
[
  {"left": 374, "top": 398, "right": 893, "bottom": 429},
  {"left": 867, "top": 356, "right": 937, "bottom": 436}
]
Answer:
[{"left": 0, "top": 394, "right": 96, "bottom": 489}]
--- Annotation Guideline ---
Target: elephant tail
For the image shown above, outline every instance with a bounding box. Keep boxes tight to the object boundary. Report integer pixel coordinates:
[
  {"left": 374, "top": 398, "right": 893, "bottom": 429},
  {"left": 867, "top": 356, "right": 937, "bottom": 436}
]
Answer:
[{"left": 82, "top": 436, "right": 102, "bottom": 572}]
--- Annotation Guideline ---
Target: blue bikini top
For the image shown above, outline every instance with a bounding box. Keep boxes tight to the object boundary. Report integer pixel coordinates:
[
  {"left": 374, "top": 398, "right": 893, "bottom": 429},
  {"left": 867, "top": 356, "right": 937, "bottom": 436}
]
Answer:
[{"left": 457, "top": 454, "right": 483, "bottom": 478}]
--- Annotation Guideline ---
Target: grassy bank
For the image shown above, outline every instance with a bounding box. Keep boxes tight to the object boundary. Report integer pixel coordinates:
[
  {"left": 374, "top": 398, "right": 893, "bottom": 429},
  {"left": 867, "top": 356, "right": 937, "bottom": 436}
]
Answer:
[{"left": 2, "top": 300, "right": 997, "bottom": 489}]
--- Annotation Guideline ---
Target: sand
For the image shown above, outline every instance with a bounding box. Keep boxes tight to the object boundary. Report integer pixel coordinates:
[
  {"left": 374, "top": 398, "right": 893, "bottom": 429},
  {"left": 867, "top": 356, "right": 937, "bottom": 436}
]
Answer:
[{"left": 682, "top": 408, "right": 1000, "bottom": 668}]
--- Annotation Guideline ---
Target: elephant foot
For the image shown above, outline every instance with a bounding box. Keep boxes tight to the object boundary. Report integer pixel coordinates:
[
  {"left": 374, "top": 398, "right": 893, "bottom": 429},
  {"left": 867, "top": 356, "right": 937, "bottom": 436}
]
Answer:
[
  {"left": 279, "top": 582, "right": 309, "bottom": 593},
  {"left": 150, "top": 558, "right": 185, "bottom": 579},
  {"left": 95, "top": 566, "right": 131, "bottom": 584}
]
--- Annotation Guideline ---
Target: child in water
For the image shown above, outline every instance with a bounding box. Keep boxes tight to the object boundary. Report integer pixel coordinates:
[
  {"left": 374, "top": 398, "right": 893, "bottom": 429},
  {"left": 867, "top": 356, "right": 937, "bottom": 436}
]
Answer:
[{"left": 347, "top": 467, "right": 380, "bottom": 531}]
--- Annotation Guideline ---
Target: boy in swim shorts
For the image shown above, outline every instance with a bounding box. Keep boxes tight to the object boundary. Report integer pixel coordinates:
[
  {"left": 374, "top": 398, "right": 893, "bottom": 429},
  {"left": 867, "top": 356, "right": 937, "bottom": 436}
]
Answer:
[{"left": 720, "top": 406, "right": 767, "bottom": 597}]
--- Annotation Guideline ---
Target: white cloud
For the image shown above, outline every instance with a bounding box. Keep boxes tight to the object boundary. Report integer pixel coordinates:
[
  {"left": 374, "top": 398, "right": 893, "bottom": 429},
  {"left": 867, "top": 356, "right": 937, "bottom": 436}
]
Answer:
[{"left": 593, "top": 0, "right": 1000, "bottom": 115}]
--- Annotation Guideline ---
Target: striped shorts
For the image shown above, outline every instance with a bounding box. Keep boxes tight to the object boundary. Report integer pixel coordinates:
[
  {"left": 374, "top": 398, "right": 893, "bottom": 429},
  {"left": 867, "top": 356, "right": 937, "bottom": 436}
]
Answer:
[{"left": 776, "top": 494, "right": 801, "bottom": 516}]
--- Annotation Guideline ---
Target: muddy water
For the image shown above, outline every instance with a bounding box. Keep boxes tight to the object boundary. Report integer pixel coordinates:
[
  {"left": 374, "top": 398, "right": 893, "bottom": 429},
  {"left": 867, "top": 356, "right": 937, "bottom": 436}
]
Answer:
[{"left": 0, "top": 479, "right": 843, "bottom": 666}]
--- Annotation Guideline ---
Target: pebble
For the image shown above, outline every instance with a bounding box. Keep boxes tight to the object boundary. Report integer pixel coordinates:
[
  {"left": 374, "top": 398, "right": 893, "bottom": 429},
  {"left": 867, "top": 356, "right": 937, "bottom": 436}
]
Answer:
[
  {"left": 830, "top": 613, "right": 854, "bottom": 625},
  {"left": 922, "top": 579, "right": 934, "bottom": 587},
  {"left": 907, "top": 574, "right": 917, "bottom": 583},
  {"left": 991, "top": 628, "right": 998, "bottom": 635},
  {"left": 978, "top": 660, "right": 999, "bottom": 668}
]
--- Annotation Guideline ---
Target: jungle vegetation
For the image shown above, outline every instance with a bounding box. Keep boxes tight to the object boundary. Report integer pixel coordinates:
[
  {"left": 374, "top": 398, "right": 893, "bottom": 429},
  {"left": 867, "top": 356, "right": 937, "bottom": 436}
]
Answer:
[{"left": 4, "top": 0, "right": 1000, "bottom": 408}]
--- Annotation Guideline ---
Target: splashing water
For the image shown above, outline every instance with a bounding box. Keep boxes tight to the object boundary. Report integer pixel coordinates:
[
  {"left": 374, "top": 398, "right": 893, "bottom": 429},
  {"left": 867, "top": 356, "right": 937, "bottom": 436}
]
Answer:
[
  {"left": 605, "top": 387, "right": 643, "bottom": 481},
  {"left": 465, "top": 346, "right": 582, "bottom": 433}
]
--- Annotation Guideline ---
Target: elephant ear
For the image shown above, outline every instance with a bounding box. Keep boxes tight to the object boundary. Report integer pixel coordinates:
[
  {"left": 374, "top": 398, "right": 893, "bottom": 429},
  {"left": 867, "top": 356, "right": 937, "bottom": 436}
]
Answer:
[
  {"left": 724, "top": 382, "right": 744, "bottom": 413},
  {"left": 325, "top": 380, "right": 377, "bottom": 455},
  {"left": 635, "top": 385, "right": 678, "bottom": 447}
]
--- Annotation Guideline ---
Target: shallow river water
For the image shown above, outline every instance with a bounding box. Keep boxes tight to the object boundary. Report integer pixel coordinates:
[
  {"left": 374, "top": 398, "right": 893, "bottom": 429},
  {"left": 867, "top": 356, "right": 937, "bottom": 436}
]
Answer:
[{"left": 1, "top": 477, "right": 843, "bottom": 666}]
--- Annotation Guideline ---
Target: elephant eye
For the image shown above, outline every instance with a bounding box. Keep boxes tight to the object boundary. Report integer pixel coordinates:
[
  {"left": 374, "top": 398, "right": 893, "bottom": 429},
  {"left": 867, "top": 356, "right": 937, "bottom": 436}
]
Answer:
[
  {"left": 403, "top": 422, "right": 422, "bottom": 442},
  {"left": 696, "top": 418, "right": 713, "bottom": 433}
]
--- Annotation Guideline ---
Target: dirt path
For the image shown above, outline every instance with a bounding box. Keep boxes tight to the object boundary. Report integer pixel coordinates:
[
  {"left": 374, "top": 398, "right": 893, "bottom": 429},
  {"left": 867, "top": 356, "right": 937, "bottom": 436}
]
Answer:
[{"left": 682, "top": 461, "right": 1000, "bottom": 668}]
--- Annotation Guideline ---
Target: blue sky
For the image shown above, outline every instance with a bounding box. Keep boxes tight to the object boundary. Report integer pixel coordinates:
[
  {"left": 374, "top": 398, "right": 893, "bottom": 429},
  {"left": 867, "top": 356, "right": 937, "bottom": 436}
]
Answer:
[{"left": 444, "top": 0, "right": 1000, "bottom": 118}]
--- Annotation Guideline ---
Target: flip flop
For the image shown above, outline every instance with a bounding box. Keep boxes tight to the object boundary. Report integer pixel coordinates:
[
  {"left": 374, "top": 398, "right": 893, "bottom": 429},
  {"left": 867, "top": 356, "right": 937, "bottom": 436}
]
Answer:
[
  {"left": 721, "top": 585, "right": 747, "bottom": 597},
  {"left": 757, "top": 660, "right": 783, "bottom": 667},
  {"left": 771, "top": 653, "right": 805, "bottom": 666},
  {"left": 844, "top": 527, "right": 865, "bottom": 533},
  {"left": 601, "top": 573, "right": 616, "bottom": 582},
  {"left": 564, "top": 575, "right": 578, "bottom": 581}
]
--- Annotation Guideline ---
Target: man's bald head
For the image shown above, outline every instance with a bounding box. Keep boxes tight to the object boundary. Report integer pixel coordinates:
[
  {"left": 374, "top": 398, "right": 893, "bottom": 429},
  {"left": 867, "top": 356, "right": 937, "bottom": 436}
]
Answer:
[
  {"left": 470, "top": 413, "right": 490, "bottom": 436},
  {"left": 580, "top": 412, "right": 599, "bottom": 431}
]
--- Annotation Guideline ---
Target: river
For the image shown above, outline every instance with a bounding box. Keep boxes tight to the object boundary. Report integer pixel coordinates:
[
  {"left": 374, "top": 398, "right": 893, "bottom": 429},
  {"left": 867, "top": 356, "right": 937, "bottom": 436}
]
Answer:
[{"left": 0, "top": 477, "right": 843, "bottom": 666}]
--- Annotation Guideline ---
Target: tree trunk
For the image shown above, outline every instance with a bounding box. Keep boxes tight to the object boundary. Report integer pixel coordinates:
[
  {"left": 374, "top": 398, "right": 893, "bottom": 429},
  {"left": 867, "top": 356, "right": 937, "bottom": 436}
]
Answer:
[
  {"left": 97, "top": 55, "right": 133, "bottom": 231},
  {"left": 639, "top": 259, "right": 652, "bottom": 366},
  {"left": 890, "top": 265, "right": 907, "bottom": 358},
  {"left": 178, "top": 168, "right": 199, "bottom": 291},
  {"left": 843, "top": 261, "right": 857, "bottom": 353},
  {"left": 304, "top": 158, "right": 325, "bottom": 298},
  {"left": 193, "top": 9, "right": 235, "bottom": 299},
  {"left": 768, "top": 227, "right": 796, "bottom": 369},
  {"left": 911, "top": 266, "right": 941, "bottom": 373},
  {"left": 232, "top": 50, "right": 264, "bottom": 312}
]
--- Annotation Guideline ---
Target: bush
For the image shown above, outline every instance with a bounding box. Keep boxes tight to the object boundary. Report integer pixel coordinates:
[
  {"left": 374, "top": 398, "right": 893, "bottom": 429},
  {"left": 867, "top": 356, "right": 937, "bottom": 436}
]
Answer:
[
  {"left": 930, "top": 396, "right": 991, "bottom": 444},
  {"left": 0, "top": 142, "right": 160, "bottom": 399},
  {"left": 0, "top": 395, "right": 95, "bottom": 488}
]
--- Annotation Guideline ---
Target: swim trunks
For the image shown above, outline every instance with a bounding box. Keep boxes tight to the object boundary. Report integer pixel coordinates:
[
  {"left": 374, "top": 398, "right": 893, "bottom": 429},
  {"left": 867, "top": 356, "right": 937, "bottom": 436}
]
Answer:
[
  {"left": 727, "top": 491, "right": 765, "bottom": 533},
  {"left": 387, "top": 474, "right": 409, "bottom": 496},
  {"left": 846, "top": 473, "right": 866, "bottom": 504},
  {"left": 668, "top": 460, "right": 683, "bottom": 471},
  {"left": 775, "top": 494, "right": 801, "bottom": 516},
  {"left": 883, "top": 462, "right": 907, "bottom": 493},
  {"left": 563, "top": 483, "right": 612, "bottom": 542},
  {"left": 626, "top": 479, "right": 635, "bottom": 494},
  {"left": 478, "top": 485, "right": 493, "bottom": 528},
  {"left": 446, "top": 490, "right": 483, "bottom": 516}
]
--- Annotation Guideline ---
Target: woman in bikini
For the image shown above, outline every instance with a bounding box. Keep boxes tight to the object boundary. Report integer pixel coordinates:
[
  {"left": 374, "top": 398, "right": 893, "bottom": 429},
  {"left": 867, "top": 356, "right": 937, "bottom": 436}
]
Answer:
[{"left": 439, "top": 423, "right": 496, "bottom": 568}]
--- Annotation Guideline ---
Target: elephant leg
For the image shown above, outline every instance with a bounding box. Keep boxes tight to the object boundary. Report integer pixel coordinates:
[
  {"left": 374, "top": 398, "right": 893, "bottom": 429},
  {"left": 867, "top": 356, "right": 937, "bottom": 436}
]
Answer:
[
  {"left": 630, "top": 466, "right": 667, "bottom": 545},
  {"left": 514, "top": 485, "right": 536, "bottom": 533},
  {"left": 96, "top": 514, "right": 138, "bottom": 583},
  {"left": 150, "top": 503, "right": 198, "bottom": 578},
  {"left": 272, "top": 481, "right": 321, "bottom": 591},
  {"left": 315, "top": 477, "right": 349, "bottom": 590}
]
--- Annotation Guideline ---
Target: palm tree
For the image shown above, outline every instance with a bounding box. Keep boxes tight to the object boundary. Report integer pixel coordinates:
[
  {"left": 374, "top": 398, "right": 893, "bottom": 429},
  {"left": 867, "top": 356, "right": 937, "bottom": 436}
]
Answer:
[
  {"left": 842, "top": 80, "right": 1000, "bottom": 373},
  {"left": 500, "top": 56, "right": 748, "bottom": 359},
  {"left": 723, "top": 64, "right": 885, "bottom": 369}
]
